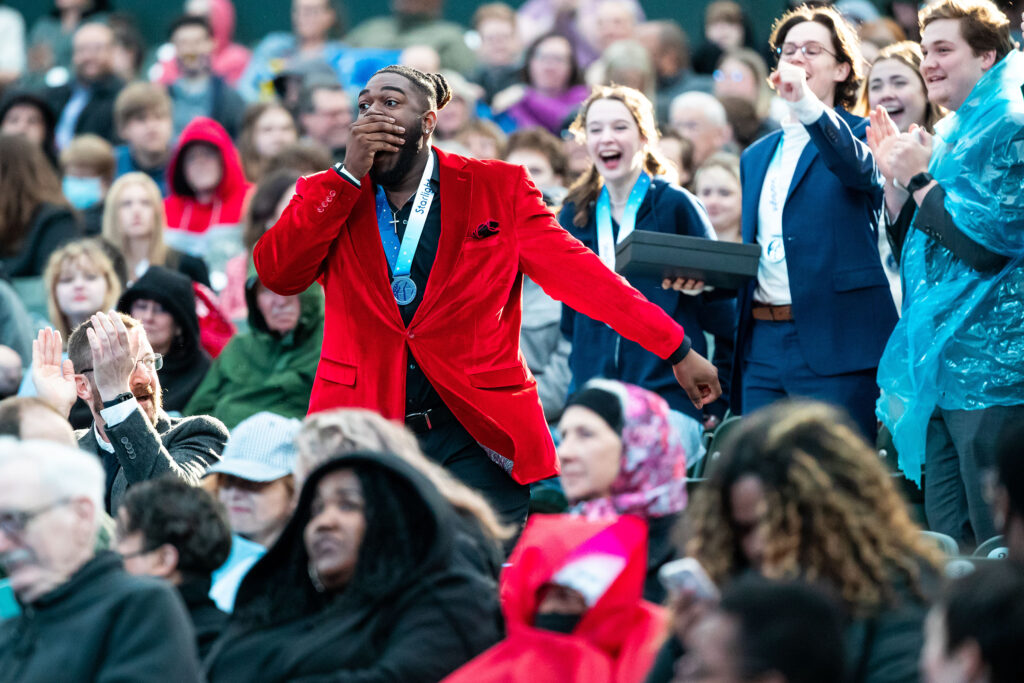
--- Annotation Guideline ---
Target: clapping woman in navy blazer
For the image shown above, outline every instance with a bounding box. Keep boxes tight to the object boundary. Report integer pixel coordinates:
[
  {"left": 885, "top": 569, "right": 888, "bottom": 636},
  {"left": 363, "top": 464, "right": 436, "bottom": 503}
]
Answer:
[
  {"left": 558, "top": 85, "right": 736, "bottom": 459},
  {"left": 733, "top": 5, "right": 896, "bottom": 439}
]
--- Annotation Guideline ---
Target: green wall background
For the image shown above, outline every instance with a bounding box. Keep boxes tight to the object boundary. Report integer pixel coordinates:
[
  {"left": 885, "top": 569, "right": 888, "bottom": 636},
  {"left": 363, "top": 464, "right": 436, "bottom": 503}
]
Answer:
[{"left": 10, "top": 1, "right": 795, "bottom": 55}]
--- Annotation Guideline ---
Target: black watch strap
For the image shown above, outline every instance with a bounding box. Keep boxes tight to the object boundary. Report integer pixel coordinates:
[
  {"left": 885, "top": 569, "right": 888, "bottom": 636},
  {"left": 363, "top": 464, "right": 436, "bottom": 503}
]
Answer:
[
  {"left": 102, "top": 392, "right": 134, "bottom": 409},
  {"left": 906, "top": 172, "right": 934, "bottom": 196}
]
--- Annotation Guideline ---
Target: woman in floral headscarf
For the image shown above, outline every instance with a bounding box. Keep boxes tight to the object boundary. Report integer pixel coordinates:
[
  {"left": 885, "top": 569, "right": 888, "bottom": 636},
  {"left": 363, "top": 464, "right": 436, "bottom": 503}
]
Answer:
[{"left": 556, "top": 379, "right": 688, "bottom": 603}]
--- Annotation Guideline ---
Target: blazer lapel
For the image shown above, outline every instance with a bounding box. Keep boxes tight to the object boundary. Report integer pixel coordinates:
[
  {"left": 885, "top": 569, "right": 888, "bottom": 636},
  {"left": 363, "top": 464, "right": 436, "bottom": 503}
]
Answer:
[
  {"left": 785, "top": 135, "right": 821, "bottom": 205},
  {"left": 345, "top": 180, "right": 405, "bottom": 327},
  {"left": 412, "top": 149, "right": 471, "bottom": 324},
  {"left": 742, "top": 135, "right": 778, "bottom": 243}
]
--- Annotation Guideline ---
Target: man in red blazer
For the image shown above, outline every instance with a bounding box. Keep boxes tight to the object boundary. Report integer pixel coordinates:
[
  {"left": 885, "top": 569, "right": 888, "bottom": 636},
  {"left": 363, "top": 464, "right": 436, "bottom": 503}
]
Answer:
[{"left": 254, "top": 66, "right": 720, "bottom": 524}]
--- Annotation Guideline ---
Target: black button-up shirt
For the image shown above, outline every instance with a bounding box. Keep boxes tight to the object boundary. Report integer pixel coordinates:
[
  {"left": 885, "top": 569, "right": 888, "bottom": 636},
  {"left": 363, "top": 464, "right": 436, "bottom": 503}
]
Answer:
[{"left": 376, "top": 152, "right": 443, "bottom": 413}]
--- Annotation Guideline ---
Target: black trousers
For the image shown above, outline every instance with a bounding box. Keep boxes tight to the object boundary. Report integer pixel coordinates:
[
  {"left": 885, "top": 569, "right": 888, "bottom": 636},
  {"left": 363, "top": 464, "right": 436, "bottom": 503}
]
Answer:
[
  {"left": 925, "top": 403, "right": 1024, "bottom": 548},
  {"left": 415, "top": 412, "right": 530, "bottom": 529}
]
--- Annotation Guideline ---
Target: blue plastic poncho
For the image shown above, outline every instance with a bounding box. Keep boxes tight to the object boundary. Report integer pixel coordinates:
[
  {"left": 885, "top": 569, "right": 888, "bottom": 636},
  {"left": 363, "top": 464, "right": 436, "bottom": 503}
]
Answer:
[{"left": 877, "top": 50, "right": 1024, "bottom": 485}]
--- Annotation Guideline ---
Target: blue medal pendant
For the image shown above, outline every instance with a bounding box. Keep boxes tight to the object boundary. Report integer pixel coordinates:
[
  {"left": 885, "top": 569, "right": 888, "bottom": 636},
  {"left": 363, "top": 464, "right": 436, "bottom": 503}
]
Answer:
[{"left": 391, "top": 276, "right": 417, "bottom": 305}]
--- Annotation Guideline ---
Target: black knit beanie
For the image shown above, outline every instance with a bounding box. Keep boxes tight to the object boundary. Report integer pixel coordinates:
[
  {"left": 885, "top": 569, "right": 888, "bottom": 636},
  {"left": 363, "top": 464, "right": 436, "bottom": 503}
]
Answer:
[{"left": 564, "top": 386, "right": 624, "bottom": 436}]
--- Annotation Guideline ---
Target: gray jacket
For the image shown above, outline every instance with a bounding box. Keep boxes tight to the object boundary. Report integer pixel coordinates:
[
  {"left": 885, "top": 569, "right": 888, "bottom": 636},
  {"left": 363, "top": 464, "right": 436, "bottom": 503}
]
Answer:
[
  {"left": 520, "top": 277, "right": 571, "bottom": 423},
  {"left": 77, "top": 408, "right": 228, "bottom": 512}
]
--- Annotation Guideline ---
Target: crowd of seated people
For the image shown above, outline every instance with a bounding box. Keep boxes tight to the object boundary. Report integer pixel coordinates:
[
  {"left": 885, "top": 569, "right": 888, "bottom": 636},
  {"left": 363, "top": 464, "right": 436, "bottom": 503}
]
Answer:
[{"left": 1, "top": 0, "right": 1023, "bottom": 681}]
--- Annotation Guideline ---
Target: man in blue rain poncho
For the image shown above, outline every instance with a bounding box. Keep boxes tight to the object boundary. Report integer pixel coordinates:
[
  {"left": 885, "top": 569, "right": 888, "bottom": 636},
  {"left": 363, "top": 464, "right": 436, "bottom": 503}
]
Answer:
[{"left": 867, "top": 0, "right": 1024, "bottom": 547}]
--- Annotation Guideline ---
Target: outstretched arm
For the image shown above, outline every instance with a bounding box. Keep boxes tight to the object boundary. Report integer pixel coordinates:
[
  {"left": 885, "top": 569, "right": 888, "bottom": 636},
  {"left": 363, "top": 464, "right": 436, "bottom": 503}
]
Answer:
[{"left": 516, "top": 170, "right": 720, "bottom": 408}]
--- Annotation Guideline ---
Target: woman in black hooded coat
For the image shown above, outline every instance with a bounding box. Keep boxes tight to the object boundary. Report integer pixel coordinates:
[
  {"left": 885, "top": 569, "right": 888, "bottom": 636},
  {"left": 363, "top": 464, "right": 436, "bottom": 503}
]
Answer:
[
  {"left": 204, "top": 450, "right": 505, "bottom": 683},
  {"left": 116, "top": 265, "right": 210, "bottom": 413}
]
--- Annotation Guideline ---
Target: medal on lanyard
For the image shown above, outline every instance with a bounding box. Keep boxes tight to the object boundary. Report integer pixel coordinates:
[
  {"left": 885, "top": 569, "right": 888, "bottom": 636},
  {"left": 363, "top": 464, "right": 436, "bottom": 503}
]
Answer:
[
  {"left": 596, "top": 172, "right": 651, "bottom": 269},
  {"left": 376, "top": 153, "right": 436, "bottom": 306}
]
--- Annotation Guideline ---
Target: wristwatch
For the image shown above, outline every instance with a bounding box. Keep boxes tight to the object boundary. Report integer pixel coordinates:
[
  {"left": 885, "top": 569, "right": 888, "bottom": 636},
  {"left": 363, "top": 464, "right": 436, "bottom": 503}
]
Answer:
[
  {"left": 906, "top": 172, "right": 934, "bottom": 196},
  {"left": 102, "top": 392, "right": 134, "bottom": 409}
]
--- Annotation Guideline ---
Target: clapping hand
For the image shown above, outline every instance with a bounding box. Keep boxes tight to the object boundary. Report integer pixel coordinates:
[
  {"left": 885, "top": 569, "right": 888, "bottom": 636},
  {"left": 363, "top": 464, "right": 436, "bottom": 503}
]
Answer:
[
  {"left": 866, "top": 105, "right": 901, "bottom": 183},
  {"left": 85, "top": 311, "right": 137, "bottom": 402},
  {"left": 31, "top": 328, "right": 77, "bottom": 418},
  {"left": 889, "top": 125, "right": 933, "bottom": 189}
]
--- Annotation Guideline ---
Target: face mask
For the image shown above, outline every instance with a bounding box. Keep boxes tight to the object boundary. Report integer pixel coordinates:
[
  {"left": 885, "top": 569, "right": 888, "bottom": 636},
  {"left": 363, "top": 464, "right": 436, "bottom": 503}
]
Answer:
[
  {"left": 62, "top": 175, "right": 104, "bottom": 210},
  {"left": 533, "top": 612, "right": 583, "bottom": 634}
]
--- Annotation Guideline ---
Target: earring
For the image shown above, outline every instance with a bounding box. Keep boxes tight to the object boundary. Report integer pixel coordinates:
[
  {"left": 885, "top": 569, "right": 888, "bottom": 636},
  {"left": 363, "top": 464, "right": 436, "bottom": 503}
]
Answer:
[{"left": 308, "top": 561, "right": 326, "bottom": 593}]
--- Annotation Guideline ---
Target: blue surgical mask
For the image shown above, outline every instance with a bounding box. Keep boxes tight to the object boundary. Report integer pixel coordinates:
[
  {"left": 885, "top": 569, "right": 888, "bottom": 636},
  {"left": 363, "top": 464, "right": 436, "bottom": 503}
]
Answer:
[{"left": 62, "top": 175, "right": 104, "bottom": 210}]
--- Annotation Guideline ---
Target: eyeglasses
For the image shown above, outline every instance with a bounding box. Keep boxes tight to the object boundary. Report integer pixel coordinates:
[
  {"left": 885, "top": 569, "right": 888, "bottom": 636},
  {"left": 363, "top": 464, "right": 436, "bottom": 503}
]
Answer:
[
  {"left": 78, "top": 352, "right": 163, "bottom": 376},
  {"left": 0, "top": 498, "right": 73, "bottom": 539},
  {"left": 713, "top": 68, "right": 747, "bottom": 83},
  {"left": 118, "top": 545, "right": 157, "bottom": 560},
  {"left": 776, "top": 41, "right": 837, "bottom": 60}
]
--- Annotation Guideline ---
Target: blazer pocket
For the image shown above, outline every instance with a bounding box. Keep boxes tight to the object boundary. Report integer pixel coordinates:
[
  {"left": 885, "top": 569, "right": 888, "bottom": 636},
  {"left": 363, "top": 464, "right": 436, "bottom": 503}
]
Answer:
[
  {"left": 833, "top": 266, "right": 888, "bottom": 292},
  {"left": 468, "top": 363, "right": 528, "bottom": 389},
  {"left": 463, "top": 236, "right": 501, "bottom": 250},
  {"left": 318, "top": 356, "right": 357, "bottom": 386}
]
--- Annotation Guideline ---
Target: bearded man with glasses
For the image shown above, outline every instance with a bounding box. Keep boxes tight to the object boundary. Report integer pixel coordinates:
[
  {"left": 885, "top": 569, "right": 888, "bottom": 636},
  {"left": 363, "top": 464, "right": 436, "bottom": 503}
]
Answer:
[
  {"left": 29, "top": 310, "right": 228, "bottom": 514},
  {"left": 730, "top": 4, "right": 896, "bottom": 440}
]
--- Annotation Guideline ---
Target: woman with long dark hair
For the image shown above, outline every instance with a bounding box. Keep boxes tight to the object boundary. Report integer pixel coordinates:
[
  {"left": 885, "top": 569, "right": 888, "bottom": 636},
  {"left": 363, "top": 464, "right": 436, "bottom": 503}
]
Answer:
[
  {"left": 0, "top": 133, "right": 80, "bottom": 277},
  {"left": 494, "top": 32, "right": 588, "bottom": 135}
]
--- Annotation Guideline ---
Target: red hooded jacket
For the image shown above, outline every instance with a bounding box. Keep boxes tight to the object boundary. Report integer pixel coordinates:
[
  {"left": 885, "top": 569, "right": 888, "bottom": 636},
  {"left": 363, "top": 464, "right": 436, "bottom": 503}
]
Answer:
[
  {"left": 163, "top": 118, "right": 251, "bottom": 281},
  {"left": 164, "top": 117, "right": 250, "bottom": 236},
  {"left": 443, "top": 515, "right": 667, "bottom": 683}
]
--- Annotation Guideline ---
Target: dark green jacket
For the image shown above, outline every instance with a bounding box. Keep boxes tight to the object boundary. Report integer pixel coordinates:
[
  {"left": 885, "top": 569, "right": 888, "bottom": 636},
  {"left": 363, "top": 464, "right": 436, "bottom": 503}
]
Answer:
[{"left": 185, "top": 280, "right": 324, "bottom": 428}]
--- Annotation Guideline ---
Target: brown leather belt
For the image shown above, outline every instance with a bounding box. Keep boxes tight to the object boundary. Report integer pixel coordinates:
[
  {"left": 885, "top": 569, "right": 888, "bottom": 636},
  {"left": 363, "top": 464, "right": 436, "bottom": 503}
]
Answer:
[{"left": 752, "top": 304, "right": 794, "bottom": 322}]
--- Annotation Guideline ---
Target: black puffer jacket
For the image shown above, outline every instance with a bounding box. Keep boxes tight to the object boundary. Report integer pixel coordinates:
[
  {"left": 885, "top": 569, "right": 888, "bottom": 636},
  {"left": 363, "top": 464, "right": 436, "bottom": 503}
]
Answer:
[
  {"left": 204, "top": 451, "right": 504, "bottom": 683},
  {"left": 117, "top": 266, "right": 211, "bottom": 413}
]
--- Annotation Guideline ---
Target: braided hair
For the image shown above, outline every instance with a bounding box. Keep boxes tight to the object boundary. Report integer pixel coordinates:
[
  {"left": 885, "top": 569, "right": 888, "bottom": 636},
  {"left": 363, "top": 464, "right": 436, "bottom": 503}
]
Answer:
[{"left": 371, "top": 65, "right": 452, "bottom": 112}]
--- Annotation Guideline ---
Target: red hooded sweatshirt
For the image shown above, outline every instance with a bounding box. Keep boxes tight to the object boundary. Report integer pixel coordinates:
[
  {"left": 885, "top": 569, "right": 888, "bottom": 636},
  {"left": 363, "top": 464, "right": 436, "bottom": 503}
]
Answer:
[
  {"left": 164, "top": 117, "right": 251, "bottom": 280},
  {"left": 443, "top": 515, "right": 667, "bottom": 683}
]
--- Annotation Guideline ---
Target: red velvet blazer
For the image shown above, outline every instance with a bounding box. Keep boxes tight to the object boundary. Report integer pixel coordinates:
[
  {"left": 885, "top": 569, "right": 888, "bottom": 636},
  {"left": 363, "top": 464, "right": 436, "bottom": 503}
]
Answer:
[{"left": 253, "top": 149, "right": 684, "bottom": 483}]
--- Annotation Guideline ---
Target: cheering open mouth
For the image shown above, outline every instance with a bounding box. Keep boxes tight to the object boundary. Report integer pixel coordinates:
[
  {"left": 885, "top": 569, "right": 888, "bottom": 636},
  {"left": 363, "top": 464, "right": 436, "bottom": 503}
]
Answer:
[{"left": 598, "top": 150, "right": 623, "bottom": 170}]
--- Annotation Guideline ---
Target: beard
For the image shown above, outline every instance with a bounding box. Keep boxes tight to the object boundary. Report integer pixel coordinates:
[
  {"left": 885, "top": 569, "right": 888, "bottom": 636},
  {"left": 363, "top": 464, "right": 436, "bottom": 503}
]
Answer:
[
  {"left": 369, "top": 118, "right": 425, "bottom": 187},
  {"left": 132, "top": 384, "right": 162, "bottom": 425},
  {"left": 89, "top": 377, "right": 162, "bottom": 426}
]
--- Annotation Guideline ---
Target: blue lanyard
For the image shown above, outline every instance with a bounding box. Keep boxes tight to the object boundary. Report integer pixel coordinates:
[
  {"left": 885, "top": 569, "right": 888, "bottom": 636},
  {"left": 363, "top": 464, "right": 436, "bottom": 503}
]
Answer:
[
  {"left": 375, "top": 153, "right": 435, "bottom": 306},
  {"left": 595, "top": 172, "right": 651, "bottom": 269},
  {"left": 375, "top": 152, "right": 435, "bottom": 278}
]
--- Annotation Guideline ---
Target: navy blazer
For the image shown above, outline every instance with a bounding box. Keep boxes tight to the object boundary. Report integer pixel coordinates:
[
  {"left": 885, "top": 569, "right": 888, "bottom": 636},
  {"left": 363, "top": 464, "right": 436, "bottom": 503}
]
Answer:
[
  {"left": 560, "top": 178, "right": 736, "bottom": 421},
  {"left": 732, "top": 107, "right": 897, "bottom": 414}
]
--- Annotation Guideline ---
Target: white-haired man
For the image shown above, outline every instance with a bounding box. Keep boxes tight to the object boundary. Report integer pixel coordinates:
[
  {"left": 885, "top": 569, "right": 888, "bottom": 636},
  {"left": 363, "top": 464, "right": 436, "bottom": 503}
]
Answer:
[
  {"left": 669, "top": 91, "right": 733, "bottom": 166},
  {"left": 0, "top": 441, "right": 202, "bottom": 681}
]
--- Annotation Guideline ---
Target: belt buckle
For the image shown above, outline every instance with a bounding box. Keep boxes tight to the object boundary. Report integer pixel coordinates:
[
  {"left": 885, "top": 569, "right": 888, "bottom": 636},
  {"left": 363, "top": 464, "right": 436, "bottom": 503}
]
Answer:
[{"left": 406, "top": 410, "right": 432, "bottom": 432}]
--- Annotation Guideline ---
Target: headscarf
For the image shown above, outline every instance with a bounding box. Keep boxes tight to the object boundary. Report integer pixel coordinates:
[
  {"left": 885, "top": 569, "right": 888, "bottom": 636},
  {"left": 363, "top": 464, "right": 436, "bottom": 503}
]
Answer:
[
  {"left": 877, "top": 50, "right": 1024, "bottom": 484},
  {"left": 567, "top": 380, "right": 688, "bottom": 520}
]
